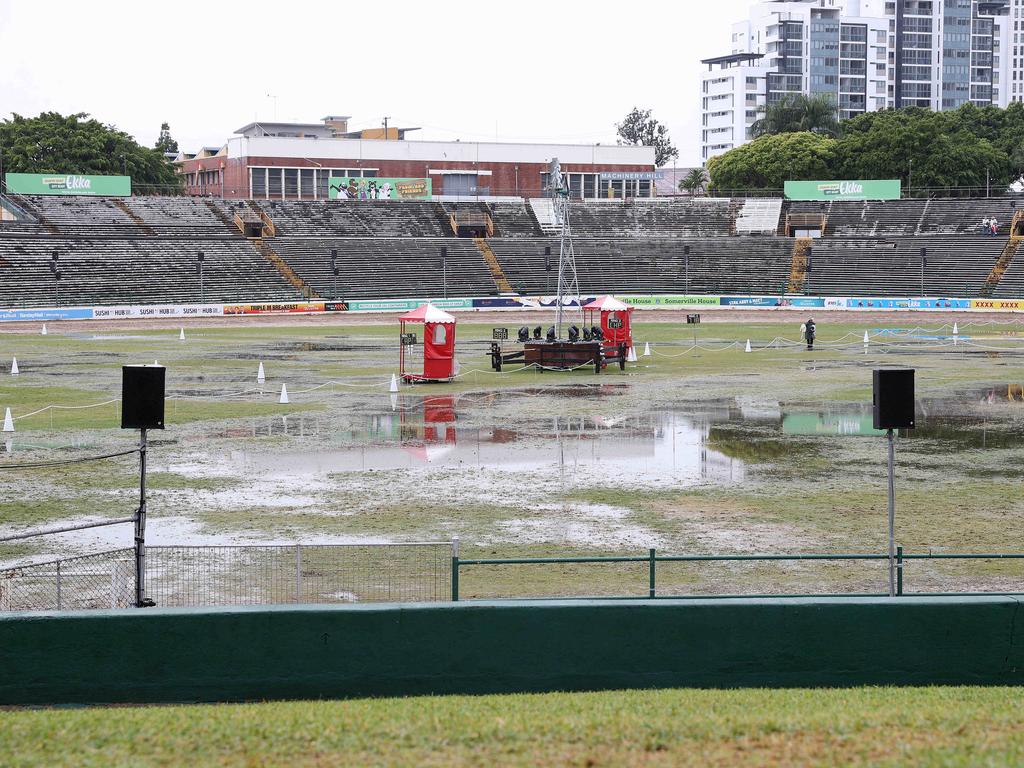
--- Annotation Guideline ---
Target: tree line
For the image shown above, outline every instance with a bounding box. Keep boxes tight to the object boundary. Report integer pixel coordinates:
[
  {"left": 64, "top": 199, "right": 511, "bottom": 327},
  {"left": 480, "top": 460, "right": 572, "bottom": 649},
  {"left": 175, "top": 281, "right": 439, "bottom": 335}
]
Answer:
[
  {"left": 0, "top": 112, "right": 182, "bottom": 191},
  {"left": 707, "top": 96, "right": 1024, "bottom": 196}
]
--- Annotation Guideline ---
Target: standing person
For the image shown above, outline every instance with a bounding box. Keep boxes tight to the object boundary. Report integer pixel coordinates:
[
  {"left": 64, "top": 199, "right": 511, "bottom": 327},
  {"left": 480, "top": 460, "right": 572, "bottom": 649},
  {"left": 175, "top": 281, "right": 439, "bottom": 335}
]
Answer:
[
  {"left": 805, "top": 318, "right": 816, "bottom": 351},
  {"left": 992, "top": 218, "right": 999, "bottom": 237}
]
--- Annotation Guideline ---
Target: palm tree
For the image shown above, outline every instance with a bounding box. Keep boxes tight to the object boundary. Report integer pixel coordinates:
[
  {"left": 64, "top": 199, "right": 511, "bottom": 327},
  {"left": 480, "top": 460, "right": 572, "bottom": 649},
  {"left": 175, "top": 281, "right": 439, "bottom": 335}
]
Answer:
[
  {"left": 678, "top": 168, "right": 708, "bottom": 196},
  {"left": 749, "top": 94, "right": 840, "bottom": 139}
]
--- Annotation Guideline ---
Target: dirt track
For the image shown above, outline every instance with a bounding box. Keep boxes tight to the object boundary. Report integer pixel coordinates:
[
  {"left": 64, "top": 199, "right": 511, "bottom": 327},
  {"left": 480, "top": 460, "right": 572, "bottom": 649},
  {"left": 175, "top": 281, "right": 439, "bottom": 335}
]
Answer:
[{"left": 0, "top": 308, "right": 1020, "bottom": 334}]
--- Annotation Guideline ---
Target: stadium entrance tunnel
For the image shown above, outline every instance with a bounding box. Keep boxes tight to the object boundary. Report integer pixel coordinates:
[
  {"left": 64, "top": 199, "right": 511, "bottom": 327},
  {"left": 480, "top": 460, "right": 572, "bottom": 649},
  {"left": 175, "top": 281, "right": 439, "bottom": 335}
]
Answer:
[{"left": 1, "top": 596, "right": 1022, "bottom": 705}]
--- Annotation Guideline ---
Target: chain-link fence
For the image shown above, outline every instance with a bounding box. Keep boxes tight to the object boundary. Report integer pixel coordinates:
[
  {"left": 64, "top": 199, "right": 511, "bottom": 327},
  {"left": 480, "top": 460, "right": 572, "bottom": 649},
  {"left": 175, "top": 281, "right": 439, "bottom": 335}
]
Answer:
[
  {"left": 0, "top": 549, "right": 136, "bottom": 611},
  {"left": 0, "top": 542, "right": 453, "bottom": 611}
]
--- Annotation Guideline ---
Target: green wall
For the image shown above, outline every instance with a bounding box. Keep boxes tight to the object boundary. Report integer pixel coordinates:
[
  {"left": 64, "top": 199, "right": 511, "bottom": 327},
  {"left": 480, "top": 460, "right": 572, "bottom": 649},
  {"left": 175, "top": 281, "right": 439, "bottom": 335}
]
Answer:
[{"left": 0, "top": 597, "right": 1021, "bottom": 705}]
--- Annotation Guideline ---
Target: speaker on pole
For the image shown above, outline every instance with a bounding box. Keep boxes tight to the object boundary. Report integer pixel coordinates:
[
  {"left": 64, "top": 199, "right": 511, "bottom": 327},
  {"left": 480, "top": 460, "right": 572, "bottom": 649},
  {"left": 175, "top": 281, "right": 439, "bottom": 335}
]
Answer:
[
  {"left": 872, "top": 368, "right": 915, "bottom": 430},
  {"left": 121, "top": 365, "right": 166, "bottom": 430}
]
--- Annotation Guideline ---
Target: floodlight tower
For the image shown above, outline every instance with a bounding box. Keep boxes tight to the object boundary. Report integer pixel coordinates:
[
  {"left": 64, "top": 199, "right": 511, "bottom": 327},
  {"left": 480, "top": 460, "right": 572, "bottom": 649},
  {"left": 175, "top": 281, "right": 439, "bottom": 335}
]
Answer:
[{"left": 549, "top": 157, "right": 582, "bottom": 339}]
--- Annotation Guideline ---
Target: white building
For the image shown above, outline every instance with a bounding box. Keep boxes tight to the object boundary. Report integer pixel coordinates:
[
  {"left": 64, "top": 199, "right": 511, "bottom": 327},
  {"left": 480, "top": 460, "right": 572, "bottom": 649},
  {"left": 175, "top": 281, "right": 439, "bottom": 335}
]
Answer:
[{"left": 701, "top": 0, "right": 1012, "bottom": 164}]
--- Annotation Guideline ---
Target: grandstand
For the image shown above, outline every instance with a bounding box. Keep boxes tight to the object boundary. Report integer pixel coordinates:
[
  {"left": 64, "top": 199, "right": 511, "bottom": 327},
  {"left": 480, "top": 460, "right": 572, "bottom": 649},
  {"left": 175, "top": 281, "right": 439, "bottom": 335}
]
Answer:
[{"left": 1, "top": 193, "right": 1022, "bottom": 306}]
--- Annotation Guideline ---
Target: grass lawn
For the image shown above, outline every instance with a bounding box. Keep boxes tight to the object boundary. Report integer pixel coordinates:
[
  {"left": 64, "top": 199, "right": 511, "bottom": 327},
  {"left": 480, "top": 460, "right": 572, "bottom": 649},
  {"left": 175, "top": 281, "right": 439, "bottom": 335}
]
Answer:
[{"left": 2, "top": 686, "right": 1022, "bottom": 767}]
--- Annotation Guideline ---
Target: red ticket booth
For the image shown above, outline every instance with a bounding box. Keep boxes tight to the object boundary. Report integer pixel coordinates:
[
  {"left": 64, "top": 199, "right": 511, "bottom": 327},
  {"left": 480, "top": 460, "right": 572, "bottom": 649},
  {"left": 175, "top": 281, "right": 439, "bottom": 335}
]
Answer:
[
  {"left": 583, "top": 295, "right": 634, "bottom": 354},
  {"left": 399, "top": 304, "right": 457, "bottom": 383}
]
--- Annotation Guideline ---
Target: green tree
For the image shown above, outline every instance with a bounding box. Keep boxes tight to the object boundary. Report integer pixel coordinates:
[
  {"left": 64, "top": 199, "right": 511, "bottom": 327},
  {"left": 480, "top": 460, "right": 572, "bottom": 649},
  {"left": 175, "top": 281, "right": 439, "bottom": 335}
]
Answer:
[
  {"left": 155, "top": 122, "right": 178, "bottom": 154},
  {"left": 750, "top": 94, "right": 841, "bottom": 138},
  {"left": 615, "top": 107, "right": 679, "bottom": 167},
  {"left": 0, "top": 112, "right": 181, "bottom": 191},
  {"left": 678, "top": 168, "right": 708, "bottom": 196},
  {"left": 707, "top": 132, "right": 837, "bottom": 192},
  {"left": 834, "top": 108, "right": 1012, "bottom": 194}
]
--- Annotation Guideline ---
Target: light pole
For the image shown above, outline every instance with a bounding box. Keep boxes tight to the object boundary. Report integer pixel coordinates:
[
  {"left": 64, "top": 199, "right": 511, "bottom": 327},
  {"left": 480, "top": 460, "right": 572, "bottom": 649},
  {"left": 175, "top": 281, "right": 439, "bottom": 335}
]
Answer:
[
  {"left": 683, "top": 244, "right": 690, "bottom": 295},
  {"left": 806, "top": 246, "right": 812, "bottom": 295},
  {"left": 440, "top": 246, "right": 448, "bottom": 300},
  {"left": 197, "top": 251, "right": 205, "bottom": 304},
  {"left": 330, "top": 249, "right": 338, "bottom": 299},
  {"left": 50, "top": 250, "right": 60, "bottom": 307},
  {"left": 382, "top": 116, "right": 391, "bottom": 140},
  {"left": 544, "top": 246, "right": 552, "bottom": 295},
  {"left": 920, "top": 247, "right": 926, "bottom": 298}
]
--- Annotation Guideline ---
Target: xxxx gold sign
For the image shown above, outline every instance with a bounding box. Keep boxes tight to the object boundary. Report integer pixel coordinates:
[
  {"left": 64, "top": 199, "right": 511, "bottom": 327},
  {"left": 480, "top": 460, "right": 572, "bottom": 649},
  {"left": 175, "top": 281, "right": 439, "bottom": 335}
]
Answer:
[{"left": 971, "top": 299, "right": 1024, "bottom": 310}]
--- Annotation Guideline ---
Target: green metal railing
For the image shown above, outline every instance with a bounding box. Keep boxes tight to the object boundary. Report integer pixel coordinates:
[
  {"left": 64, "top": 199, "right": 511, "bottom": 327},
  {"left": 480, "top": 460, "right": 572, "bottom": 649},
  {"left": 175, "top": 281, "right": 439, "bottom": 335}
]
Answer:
[{"left": 451, "top": 546, "right": 1024, "bottom": 601}]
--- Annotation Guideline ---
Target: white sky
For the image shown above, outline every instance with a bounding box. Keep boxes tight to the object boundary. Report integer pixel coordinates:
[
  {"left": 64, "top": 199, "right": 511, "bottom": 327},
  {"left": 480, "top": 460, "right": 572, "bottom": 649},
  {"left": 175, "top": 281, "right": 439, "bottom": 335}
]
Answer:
[{"left": 0, "top": 0, "right": 755, "bottom": 167}]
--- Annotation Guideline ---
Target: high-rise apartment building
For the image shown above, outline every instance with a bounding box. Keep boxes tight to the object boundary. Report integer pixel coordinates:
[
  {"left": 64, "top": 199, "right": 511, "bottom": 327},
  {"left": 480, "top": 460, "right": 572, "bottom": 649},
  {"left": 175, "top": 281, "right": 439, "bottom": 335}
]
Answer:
[{"left": 700, "top": 0, "right": 1011, "bottom": 164}]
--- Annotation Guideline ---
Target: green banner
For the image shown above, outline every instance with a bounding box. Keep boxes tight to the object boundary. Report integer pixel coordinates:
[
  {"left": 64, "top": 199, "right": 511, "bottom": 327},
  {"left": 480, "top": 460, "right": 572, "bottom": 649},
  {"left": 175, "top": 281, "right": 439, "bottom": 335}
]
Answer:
[
  {"left": 783, "top": 179, "right": 901, "bottom": 201},
  {"left": 328, "top": 177, "right": 431, "bottom": 200},
  {"left": 347, "top": 298, "right": 472, "bottom": 312},
  {"left": 4, "top": 173, "right": 131, "bottom": 197},
  {"left": 783, "top": 412, "right": 885, "bottom": 436}
]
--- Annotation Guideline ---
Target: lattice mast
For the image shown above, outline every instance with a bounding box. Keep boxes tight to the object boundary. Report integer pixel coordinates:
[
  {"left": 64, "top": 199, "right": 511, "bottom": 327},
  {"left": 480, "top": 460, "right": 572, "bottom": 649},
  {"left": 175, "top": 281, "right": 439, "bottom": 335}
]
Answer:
[{"left": 548, "top": 158, "right": 583, "bottom": 338}]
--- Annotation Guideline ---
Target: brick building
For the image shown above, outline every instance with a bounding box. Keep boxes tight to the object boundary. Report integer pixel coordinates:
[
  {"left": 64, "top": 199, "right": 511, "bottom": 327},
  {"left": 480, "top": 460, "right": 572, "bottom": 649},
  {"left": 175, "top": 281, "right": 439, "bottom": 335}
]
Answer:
[{"left": 176, "top": 116, "right": 656, "bottom": 200}]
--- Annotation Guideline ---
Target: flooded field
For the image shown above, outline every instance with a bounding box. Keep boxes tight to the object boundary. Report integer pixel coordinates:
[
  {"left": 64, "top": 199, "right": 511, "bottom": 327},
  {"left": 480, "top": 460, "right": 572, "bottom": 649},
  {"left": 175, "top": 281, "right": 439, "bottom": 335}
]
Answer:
[{"left": 3, "top": 314, "right": 1024, "bottom": 597}]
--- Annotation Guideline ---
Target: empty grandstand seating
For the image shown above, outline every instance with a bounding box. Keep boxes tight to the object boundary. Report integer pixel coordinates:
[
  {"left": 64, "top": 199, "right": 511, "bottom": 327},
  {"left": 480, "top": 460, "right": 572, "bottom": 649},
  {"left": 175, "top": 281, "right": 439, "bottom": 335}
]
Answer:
[
  {"left": 0, "top": 234, "right": 296, "bottom": 307},
  {"left": 562, "top": 198, "right": 739, "bottom": 239},
  {"left": 736, "top": 198, "right": 784, "bottom": 235},
  {"left": 269, "top": 238, "right": 496, "bottom": 299},
  {"left": 248, "top": 200, "right": 447, "bottom": 238},
  {"left": 790, "top": 199, "right": 1021, "bottom": 238}
]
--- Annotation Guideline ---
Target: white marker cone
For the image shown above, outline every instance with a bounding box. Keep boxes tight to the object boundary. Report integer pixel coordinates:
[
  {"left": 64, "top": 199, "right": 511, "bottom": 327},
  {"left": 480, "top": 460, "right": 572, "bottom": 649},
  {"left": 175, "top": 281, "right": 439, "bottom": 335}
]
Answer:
[
  {"left": 40, "top": 324, "right": 47, "bottom": 336},
  {"left": 2, "top": 408, "right": 13, "bottom": 433},
  {"left": 953, "top": 322, "right": 959, "bottom": 336},
  {"left": 627, "top": 346, "right": 638, "bottom": 363},
  {"left": 389, "top": 373, "right": 399, "bottom": 393},
  {"left": 643, "top": 342, "right": 651, "bottom": 357},
  {"left": 257, "top": 361, "right": 266, "bottom": 384},
  {"left": 390, "top": 392, "right": 399, "bottom": 412},
  {"left": 10, "top": 358, "right": 18, "bottom": 376},
  {"left": 745, "top": 339, "right": 752, "bottom": 353},
  {"left": 179, "top": 327, "right": 186, "bottom": 341},
  {"left": 154, "top": 360, "right": 159, "bottom": 366},
  {"left": 278, "top": 383, "right": 289, "bottom": 404},
  {"left": 863, "top": 331, "right": 870, "bottom": 344}
]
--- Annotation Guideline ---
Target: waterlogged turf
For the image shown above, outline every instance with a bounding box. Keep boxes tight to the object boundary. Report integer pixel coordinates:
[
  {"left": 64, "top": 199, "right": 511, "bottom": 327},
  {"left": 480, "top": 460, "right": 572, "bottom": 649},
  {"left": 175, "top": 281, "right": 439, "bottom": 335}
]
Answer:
[
  {"left": 1, "top": 686, "right": 1022, "bottom": 767},
  {"left": 2, "top": 315, "right": 1024, "bottom": 596}
]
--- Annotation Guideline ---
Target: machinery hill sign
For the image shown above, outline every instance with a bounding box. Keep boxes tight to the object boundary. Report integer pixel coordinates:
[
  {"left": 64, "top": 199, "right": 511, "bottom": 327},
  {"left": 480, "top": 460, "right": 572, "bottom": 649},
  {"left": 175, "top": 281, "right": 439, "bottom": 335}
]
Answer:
[
  {"left": 784, "top": 179, "right": 901, "bottom": 202},
  {"left": 4, "top": 173, "right": 132, "bottom": 197}
]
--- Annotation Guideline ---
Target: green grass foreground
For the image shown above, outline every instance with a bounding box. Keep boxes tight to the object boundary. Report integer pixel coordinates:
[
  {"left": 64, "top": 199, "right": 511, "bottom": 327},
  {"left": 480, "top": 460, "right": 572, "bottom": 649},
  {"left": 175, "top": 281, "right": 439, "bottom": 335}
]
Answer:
[{"left": 2, "top": 686, "right": 1023, "bottom": 767}]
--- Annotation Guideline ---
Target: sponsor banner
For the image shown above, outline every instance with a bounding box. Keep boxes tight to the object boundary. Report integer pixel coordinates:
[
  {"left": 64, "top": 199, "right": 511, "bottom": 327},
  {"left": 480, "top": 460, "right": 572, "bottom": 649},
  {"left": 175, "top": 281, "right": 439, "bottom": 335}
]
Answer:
[
  {"left": 0, "top": 307, "right": 93, "bottom": 322},
  {"left": 787, "top": 297, "right": 827, "bottom": 308},
  {"left": 346, "top": 298, "right": 472, "bottom": 313},
  {"left": 223, "top": 302, "right": 325, "bottom": 315},
  {"left": 92, "top": 304, "right": 224, "bottom": 320},
  {"left": 324, "top": 301, "right": 350, "bottom": 312},
  {"left": 970, "top": 299, "right": 1024, "bottom": 311},
  {"left": 720, "top": 296, "right": 783, "bottom": 307},
  {"left": 909, "top": 298, "right": 972, "bottom": 310},
  {"left": 783, "top": 412, "right": 885, "bottom": 437},
  {"left": 843, "top": 297, "right": 912, "bottom": 309},
  {"left": 472, "top": 297, "right": 528, "bottom": 309},
  {"left": 784, "top": 179, "right": 901, "bottom": 202},
  {"left": 328, "top": 177, "right": 432, "bottom": 200},
  {"left": 5, "top": 173, "right": 131, "bottom": 197},
  {"left": 619, "top": 295, "right": 722, "bottom": 307}
]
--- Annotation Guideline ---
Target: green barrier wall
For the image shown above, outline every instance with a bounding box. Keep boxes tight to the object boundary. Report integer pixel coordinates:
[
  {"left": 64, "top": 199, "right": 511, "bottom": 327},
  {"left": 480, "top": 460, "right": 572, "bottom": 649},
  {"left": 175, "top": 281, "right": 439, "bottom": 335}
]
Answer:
[{"left": 0, "top": 597, "right": 1021, "bottom": 705}]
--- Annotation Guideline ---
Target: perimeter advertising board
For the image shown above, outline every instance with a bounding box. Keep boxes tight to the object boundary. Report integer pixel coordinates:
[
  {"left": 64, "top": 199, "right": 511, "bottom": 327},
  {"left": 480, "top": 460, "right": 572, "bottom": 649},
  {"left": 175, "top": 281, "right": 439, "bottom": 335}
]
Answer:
[
  {"left": 4, "top": 173, "right": 131, "bottom": 197},
  {"left": 784, "top": 179, "right": 901, "bottom": 202},
  {"left": 328, "top": 177, "right": 431, "bottom": 200}
]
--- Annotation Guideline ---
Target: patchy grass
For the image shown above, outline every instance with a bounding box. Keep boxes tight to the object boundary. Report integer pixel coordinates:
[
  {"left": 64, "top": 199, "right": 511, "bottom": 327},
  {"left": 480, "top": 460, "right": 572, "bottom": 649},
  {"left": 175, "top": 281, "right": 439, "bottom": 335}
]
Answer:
[{"left": 1, "top": 686, "right": 1023, "bottom": 767}]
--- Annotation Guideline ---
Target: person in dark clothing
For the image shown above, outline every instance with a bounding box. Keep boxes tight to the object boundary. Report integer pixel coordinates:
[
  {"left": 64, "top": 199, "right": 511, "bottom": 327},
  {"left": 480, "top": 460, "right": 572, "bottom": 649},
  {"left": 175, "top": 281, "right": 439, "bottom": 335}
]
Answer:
[{"left": 805, "top": 318, "right": 816, "bottom": 350}]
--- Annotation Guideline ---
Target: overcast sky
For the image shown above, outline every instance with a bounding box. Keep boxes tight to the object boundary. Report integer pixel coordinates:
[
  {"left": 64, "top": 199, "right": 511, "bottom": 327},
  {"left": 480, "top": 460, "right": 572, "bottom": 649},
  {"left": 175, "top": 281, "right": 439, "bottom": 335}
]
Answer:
[{"left": 0, "top": 0, "right": 755, "bottom": 167}]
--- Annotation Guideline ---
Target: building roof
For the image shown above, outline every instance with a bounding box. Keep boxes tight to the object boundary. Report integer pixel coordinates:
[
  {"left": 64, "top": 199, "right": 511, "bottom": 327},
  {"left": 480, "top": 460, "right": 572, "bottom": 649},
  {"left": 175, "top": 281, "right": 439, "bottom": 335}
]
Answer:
[
  {"left": 700, "top": 52, "right": 765, "bottom": 66},
  {"left": 400, "top": 303, "right": 456, "bottom": 323}
]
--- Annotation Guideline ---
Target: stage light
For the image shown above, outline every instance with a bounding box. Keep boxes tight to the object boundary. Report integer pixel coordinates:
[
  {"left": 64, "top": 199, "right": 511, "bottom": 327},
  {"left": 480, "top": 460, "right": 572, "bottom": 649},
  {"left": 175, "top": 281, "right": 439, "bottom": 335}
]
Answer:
[
  {"left": 518, "top": 326, "right": 530, "bottom": 342},
  {"left": 568, "top": 325, "right": 580, "bottom": 342},
  {"left": 583, "top": 328, "right": 592, "bottom": 341},
  {"left": 591, "top": 326, "right": 603, "bottom": 341},
  {"left": 533, "top": 326, "right": 542, "bottom": 340},
  {"left": 546, "top": 326, "right": 556, "bottom": 342}
]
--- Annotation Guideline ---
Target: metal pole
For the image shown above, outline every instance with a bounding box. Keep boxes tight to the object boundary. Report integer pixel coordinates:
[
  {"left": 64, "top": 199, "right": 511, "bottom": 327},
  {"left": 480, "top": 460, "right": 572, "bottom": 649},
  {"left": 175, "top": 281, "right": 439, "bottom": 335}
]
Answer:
[
  {"left": 443, "top": 258, "right": 447, "bottom": 300},
  {"left": 648, "top": 548, "right": 656, "bottom": 598},
  {"left": 135, "top": 427, "right": 148, "bottom": 608},
  {"left": 451, "top": 535, "right": 460, "bottom": 601},
  {"left": 56, "top": 561, "right": 61, "bottom": 610},
  {"left": 896, "top": 544, "right": 903, "bottom": 596},
  {"left": 295, "top": 543, "right": 302, "bottom": 603},
  {"left": 887, "top": 427, "right": 896, "bottom": 597}
]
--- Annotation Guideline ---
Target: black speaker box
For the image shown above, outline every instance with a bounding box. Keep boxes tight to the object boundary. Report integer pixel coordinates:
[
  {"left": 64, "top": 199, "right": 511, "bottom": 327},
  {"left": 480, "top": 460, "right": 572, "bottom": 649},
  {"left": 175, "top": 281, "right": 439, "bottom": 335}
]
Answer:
[
  {"left": 873, "top": 368, "right": 915, "bottom": 430},
  {"left": 121, "top": 365, "right": 165, "bottom": 430}
]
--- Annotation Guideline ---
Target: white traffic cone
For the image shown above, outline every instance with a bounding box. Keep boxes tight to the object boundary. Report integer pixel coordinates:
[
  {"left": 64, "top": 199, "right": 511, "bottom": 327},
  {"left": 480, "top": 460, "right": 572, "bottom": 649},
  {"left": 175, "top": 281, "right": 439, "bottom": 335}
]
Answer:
[
  {"left": 744, "top": 339, "right": 752, "bottom": 353},
  {"left": 953, "top": 322, "right": 959, "bottom": 336},
  {"left": 627, "top": 346, "right": 638, "bottom": 363},
  {"left": 643, "top": 342, "right": 651, "bottom": 357},
  {"left": 389, "top": 373, "right": 400, "bottom": 393},
  {"left": 10, "top": 358, "right": 18, "bottom": 376},
  {"left": 2, "top": 408, "right": 13, "bottom": 433},
  {"left": 257, "top": 361, "right": 266, "bottom": 384},
  {"left": 278, "top": 383, "right": 289, "bottom": 404},
  {"left": 179, "top": 327, "right": 186, "bottom": 341},
  {"left": 863, "top": 331, "right": 869, "bottom": 345},
  {"left": 40, "top": 324, "right": 47, "bottom": 336}
]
